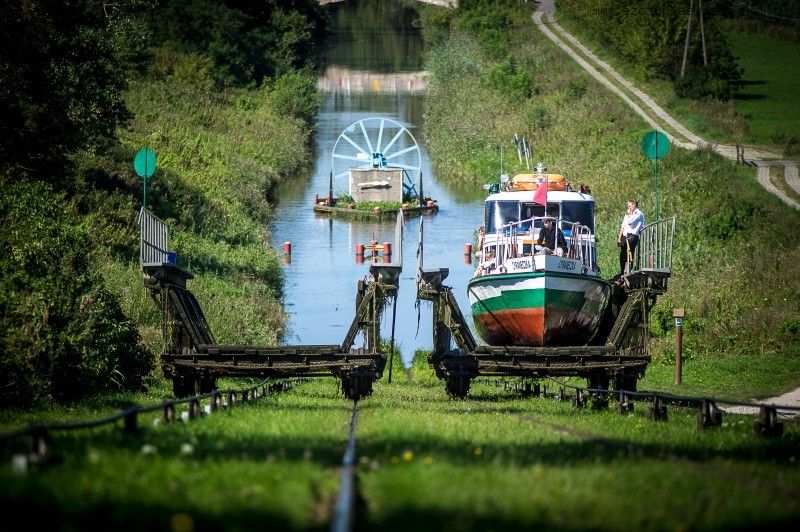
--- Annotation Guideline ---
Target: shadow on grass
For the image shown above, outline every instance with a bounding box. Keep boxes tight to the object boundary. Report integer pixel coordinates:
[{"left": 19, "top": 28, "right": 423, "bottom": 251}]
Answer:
[
  {"left": 359, "top": 507, "right": 797, "bottom": 532},
  {"left": 0, "top": 494, "right": 329, "bottom": 532}
]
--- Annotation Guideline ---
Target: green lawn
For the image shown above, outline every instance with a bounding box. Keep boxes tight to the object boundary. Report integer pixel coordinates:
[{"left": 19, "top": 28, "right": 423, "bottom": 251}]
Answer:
[
  {"left": 3, "top": 372, "right": 798, "bottom": 531},
  {"left": 727, "top": 28, "right": 800, "bottom": 151}
]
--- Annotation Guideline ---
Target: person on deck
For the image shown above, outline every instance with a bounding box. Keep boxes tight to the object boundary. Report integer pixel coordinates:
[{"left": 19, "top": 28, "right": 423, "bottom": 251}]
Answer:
[
  {"left": 618, "top": 199, "right": 645, "bottom": 275},
  {"left": 535, "top": 218, "right": 566, "bottom": 256}
]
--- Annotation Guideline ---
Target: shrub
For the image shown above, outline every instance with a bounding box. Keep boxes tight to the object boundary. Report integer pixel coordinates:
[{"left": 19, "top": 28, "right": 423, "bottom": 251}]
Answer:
[{"left": 0, "top": 182, "right": 152, "bottom": 405}]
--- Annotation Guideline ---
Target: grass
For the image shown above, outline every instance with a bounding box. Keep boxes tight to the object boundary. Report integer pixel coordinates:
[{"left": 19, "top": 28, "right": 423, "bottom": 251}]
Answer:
[
  {"left": 725, "top": 25, "right": 800, "bottom": 153},
  {"left": 553, "top": 11, "right": 750, "bottom": 146},
  {"left": 357, "top": 374, "right": 800, "bottom": 531},
  {"left": 0, "top": 380, "right": 348, "bottom": 530},
  {"left": 3, "top": 374, "right": 798, "bottom": 531}
]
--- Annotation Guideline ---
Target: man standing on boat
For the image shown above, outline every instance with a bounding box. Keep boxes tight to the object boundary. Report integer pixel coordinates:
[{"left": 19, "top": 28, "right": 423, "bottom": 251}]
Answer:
[{"left": 618, "top": 199, "right": 645, "bottom": 275}]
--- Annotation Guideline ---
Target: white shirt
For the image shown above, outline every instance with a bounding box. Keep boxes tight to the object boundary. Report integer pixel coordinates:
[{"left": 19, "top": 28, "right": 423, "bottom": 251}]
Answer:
[{"left": 621, "top": 208, "right": 645, "bottom": 236}]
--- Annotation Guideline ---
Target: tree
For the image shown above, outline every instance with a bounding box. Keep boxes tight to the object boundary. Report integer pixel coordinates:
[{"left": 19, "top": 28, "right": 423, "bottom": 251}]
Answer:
[{"left": 0, "top": 1, "right": 131, "bottom": 180}]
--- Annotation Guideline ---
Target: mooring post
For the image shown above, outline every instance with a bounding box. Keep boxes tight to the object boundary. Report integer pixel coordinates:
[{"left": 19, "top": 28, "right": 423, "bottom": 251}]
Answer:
[{"left": 673, "top": 308, "right": 685, "bottom": 385}]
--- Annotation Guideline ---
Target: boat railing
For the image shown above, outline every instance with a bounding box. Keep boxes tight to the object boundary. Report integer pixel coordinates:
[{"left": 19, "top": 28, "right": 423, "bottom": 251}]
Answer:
[
  {"left": 484, "top": 216, "right": 595, "bottom": 272},
  {"left": 632, "top": 217, "right": 676, "bottom": 274}
]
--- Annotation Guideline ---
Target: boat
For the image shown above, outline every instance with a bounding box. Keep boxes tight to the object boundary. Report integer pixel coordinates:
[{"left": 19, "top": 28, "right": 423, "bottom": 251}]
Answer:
[{"left": 468, "top": 166, "right": 609, "bottom": 347}]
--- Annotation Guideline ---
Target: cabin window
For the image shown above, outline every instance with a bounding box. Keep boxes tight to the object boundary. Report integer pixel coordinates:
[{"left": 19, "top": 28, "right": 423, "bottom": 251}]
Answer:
[
  {"left": 560, "top": 201, "right": 594, "bottom": 232},
  {"left": 518, "top": 203, "right": 558, "bottom": 230},
  {"left": 485, "top": 201, "right": 519, "bottom": 233}
]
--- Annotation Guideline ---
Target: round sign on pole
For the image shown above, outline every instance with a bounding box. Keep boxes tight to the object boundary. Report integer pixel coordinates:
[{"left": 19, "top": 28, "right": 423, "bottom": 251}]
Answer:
[
  {"left": 640, "top": 131, "right": 671, "bottom": 160},
  {"left": 134, "top": 147, "right": 157, "bottom": 179}
]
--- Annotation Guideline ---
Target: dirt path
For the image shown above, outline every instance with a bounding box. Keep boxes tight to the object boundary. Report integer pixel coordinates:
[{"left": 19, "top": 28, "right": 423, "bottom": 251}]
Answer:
[
  {"left": 721, "top": 387, "right": 800, "bottom": 418},
  {"left": 533, "top": 2, "right": 800, "bottom": 210}
]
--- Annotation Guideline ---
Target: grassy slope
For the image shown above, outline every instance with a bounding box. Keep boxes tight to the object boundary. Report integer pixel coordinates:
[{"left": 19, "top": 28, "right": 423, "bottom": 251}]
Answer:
[
  {"left": 555, "top": 10, "right": 800, "bottom": 155},
  {"left": 96, "top": 66, "right": 313, "bottom": 357},
  {"left": 725, "top": 26, "right": 800, "bottom": 148},
  {"left": 421, "top": 9, "right": 800, "bottom": 398}
]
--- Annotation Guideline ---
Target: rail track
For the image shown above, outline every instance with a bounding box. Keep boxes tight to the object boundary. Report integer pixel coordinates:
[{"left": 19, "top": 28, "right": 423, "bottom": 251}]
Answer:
[{"left": 331, "top": 400, "right": 360, "bottom": 532}]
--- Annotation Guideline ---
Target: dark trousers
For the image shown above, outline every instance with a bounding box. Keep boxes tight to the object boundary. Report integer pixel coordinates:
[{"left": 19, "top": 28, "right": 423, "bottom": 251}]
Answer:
[{"left": 619, "top": 234, "right": 639, "bottom": 275}]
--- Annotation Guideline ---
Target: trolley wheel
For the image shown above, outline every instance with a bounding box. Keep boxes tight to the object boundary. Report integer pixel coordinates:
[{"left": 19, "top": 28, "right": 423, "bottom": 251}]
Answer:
[
  {"left": 172, "top": 370, "right": 195, "bottom": 398},
  {"left": 341, "top": 373, "right": 374, "bottom": 401},
  {"left": 445, "top": 373, "right": 472, "bottom": 399}
]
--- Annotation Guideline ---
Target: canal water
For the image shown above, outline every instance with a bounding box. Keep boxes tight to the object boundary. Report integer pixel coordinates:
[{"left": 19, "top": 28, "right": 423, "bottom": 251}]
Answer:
[{"left": 271, "top": 0, "right": 485, "bottom": 364}]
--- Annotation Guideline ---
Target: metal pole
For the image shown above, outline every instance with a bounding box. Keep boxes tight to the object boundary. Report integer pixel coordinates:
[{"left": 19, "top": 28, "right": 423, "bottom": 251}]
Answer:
[
  {"left": 674, "top": 308, "right": 685, "bottom": 385},
  {"left": 329, "top": 171, "right": 334, "bottom": 205},
  {"left": 388, "top": 296, "right": 397, "bottom": 384}
]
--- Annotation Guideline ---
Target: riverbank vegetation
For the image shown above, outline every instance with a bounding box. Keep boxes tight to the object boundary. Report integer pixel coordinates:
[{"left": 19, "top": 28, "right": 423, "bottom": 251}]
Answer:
[
  {"left": 0, "top": 0, "right": 324, "bottom": 405},
  {"left": 417, "top": 0, "right": 800, "bottom": 395}
]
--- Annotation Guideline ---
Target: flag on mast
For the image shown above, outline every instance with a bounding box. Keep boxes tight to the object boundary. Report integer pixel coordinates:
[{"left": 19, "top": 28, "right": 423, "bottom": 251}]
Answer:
[{"left": 532, "top": 170, "right": 548, "bottom": 206}]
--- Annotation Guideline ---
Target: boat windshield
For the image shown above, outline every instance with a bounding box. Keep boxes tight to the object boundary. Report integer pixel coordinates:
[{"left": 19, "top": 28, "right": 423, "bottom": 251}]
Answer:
[
  {"left": 517, "top": 203, "right": 558, "bottom": 231},
  {"left": 485, "top": 201, "right": 519, "bottom": 233},
  {"left": 560, "top": 201, "right": 594, "bottom": 232}
]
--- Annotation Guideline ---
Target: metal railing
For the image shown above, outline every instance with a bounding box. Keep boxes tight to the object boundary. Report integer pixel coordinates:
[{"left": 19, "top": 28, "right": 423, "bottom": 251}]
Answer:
[
  {"left": 632, "top": 217, "right": 676, "bottom": 273},
  {"left": 138, "top": 207, "right": 169, "bottom": 267},
  {"left": 482, "top": 216, "right": 596, "bottom": 272}
]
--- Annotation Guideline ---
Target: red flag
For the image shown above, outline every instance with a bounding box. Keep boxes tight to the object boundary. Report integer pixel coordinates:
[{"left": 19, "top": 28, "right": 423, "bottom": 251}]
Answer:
[{"left": 532, "top": 173, "right": 548, "bottom": 205}]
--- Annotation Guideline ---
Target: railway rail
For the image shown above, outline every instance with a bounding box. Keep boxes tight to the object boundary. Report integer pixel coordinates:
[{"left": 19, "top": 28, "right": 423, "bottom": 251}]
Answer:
[{"left": 331, "top": 400, "right": 360, "bottom": 532}]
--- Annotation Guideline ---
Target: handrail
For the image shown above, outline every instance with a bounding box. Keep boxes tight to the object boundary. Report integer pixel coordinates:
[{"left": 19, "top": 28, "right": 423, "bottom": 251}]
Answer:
[
  {"left": 482, "top": 215, "right": 596, "bottom": 273},
  {"left": 138, "top": 207, "right": 170, "bottom": 267},
  {"left": 632, "top": 217, "right": 676, "bottom": 273}
]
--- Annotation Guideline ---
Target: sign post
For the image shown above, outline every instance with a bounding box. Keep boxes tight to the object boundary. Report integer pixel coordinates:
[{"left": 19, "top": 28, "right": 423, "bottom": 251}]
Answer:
[
  {"left": 673, "top": 307, "right": 685, "bottom": 385},
  {"left": 134, "top": 147, "right": 157, "bottom": 209},
  {"left": 640, "top": 131, "right": 671, "bottom": 221}
]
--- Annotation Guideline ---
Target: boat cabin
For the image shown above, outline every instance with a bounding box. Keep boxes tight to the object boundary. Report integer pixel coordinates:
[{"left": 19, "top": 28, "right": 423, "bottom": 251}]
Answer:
[{"left": 478, "top": 189, "right": 599, "bottom": 277}]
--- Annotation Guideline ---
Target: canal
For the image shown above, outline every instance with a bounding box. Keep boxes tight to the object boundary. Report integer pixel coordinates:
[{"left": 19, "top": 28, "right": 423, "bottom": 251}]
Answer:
[{"left": 271, "top": 0, "right": 485, "bottom": 364}]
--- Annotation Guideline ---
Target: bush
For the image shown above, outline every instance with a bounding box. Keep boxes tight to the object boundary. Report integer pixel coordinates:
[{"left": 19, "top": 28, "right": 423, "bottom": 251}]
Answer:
[
  {"left": 270, "top": 70, "right": 321, "bottom": 123},
  {"left": 0, "top": 182, "right": 152, "bottom": 405}
]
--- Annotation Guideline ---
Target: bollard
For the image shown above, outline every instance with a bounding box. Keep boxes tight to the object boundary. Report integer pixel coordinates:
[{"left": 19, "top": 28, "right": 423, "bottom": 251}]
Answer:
[
  {"left": 572, "top": 389, "right": 585, "bottom": 408},
  {"left": 650, "top": 395, "right": 668, "bottom": 421},
  {"left": 697, "top": 399, "right": 722, "bottom": 430},
  {"left": 464, "top": 243, "right": 473, "bottom": 256},
  {"left": 383, "top": 242, "right": 392, "bottom": 257},
  {"left": 753, "top": 406, "right": 783, "bottom": 438},
  {"left": 31, "top": 427, "right": 50, "bottom": 460},
  {"left": 673, "top": 308, "right": 685, "bottom": 385},
  {"left": 164, "top": 404, "right": 176, "bottom": 423},
  {"left": 618, "top": 391, "right": 634, "bottom": 414},
  {"left": 283, "top": 241, "right": 292, "bottom": 256},
  {"left": 123, "top": 410, "right": 139, "bottom": 433},
  {"left": 189, "top": 399, "right": 200, "bottom": 419}
]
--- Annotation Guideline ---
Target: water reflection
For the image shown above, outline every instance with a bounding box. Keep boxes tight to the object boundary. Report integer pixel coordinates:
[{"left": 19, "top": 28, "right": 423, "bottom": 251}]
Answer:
[{"left": 271, "top": 0, "right": 485, "bottom": 363}]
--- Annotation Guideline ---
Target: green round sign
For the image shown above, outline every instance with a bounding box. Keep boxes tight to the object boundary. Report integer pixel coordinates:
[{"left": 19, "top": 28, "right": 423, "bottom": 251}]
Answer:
[
  {"left": 134, "top": 147, "right": 157, "bottom": 179},
  {"left": 640, "top": 131, "right": 671, "bottom": 160}
]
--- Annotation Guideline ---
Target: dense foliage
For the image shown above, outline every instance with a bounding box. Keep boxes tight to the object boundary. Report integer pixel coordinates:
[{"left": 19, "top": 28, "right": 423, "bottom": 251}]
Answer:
[
  {"left": 0, "top": 182, "right": 152, "bottom": 404},
  {"left": 0, "top": 0, "right": 130, "bottom": 179},
  {"left": 559, "top": 0, "right": 742, "bottom": 100},
  {"left": 0, "top": 0, "right": 323, "bottom": 404}
]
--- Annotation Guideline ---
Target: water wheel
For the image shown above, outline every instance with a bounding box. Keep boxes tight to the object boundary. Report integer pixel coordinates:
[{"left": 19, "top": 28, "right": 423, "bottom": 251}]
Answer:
[{"left": 331, "top": 117, "right": 422, "bottom": 199}]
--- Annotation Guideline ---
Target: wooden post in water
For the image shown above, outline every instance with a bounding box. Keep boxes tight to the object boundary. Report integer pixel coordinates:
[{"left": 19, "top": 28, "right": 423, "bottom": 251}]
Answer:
[{"left": 673, "top": 308, "right": 685, "bottom": 385}]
